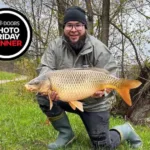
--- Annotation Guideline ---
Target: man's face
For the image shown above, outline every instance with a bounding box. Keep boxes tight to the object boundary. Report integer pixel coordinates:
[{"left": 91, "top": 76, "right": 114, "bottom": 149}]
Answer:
[{"left": 64, "top": 21, "right": 86, "bottom": 43}]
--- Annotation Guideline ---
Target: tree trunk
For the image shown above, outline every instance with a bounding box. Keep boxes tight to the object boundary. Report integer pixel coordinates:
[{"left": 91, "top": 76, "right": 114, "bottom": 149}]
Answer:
[
  {"left": 85, "top": 0, "right": 93, "bottom": 35},
  {"left": 127, "top": 65, "right": 150, "bottom": 126},
  {"left": 73, "top": 0, "right": 79, "bottom": 6},
  {"left": 56, "top": 0, "right": 66, "bottom": 36},
  {"left": 31, "top": 0, "right": 39, "bottom": 63},
  {"left": 101, "top": 0, "right": 110, "bottom": 46},
  {"left": 112, "top": 64, "right": 150, "bottom": 126}
]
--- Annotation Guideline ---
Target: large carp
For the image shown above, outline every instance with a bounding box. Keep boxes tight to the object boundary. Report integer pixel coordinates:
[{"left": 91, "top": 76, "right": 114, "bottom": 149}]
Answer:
[{"left": 25, "top": 68, "right": 142, "bottom": 111}]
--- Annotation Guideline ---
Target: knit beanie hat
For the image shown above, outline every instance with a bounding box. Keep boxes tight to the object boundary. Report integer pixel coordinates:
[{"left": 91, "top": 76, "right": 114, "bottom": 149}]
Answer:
[{"left": 63, "top": 6, "right": 87, "bottom": 28}]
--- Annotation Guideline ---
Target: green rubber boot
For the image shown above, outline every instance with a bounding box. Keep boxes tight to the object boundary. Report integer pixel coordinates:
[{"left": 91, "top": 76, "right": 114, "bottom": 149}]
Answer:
[
  {"left": 111, "top": 122, "right": 142, "bottom": 148},
  {"left": 48, "top": 112, "right": 75, "bottom": 150}
]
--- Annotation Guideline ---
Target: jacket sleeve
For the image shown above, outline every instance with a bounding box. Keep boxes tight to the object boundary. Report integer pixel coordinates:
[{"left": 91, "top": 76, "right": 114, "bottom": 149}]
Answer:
[
  {"left": 37, "top": 41, "right": 57, "bottom": 75},
  {"left": 93, "top": 42, "right": 118, "bottom": 103},
  {"left": 95, "top": 43, "right": 118, "bottom": 77}
]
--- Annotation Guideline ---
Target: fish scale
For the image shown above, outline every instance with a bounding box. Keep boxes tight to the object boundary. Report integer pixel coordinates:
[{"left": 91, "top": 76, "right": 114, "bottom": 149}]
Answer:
[{"left": 50, "top": 70, "right": 97, "bottom": 101}]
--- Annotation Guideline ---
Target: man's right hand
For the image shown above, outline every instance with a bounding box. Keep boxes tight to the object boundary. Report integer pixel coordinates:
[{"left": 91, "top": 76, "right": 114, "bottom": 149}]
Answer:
[{"left": 49, "top": 91, "right": 59, "bottom": 101}]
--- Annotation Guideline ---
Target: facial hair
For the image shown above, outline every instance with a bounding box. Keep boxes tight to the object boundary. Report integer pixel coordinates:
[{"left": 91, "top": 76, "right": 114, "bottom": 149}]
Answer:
[{"left": 64, "top": 33, "right": 87, "bottom": 55}]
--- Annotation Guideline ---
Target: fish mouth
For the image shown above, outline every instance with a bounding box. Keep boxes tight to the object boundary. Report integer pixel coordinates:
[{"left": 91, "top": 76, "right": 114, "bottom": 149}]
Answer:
[
  {"left": 24, "top": 84, "right": 29, "bottom": 89},
  {"left": 24, "top": 84, "right": 37, "bottom": 92}
]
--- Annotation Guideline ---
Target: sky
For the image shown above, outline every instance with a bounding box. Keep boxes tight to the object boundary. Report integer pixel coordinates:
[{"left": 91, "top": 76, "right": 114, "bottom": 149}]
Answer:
[{"left": 0, "top": 1, "right": 8, "bottom": 8}]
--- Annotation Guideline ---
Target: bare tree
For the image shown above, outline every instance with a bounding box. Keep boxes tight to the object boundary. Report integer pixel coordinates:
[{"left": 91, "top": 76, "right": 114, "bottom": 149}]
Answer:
[
  {"left": 85, "top": 0, "right": 93, "bottom": 35},
  {"left": 56, "top": 0, "right": 67, "bottom": 35},
  {"left": 101, "top": 0, "right": 110, "bottom": 46}
]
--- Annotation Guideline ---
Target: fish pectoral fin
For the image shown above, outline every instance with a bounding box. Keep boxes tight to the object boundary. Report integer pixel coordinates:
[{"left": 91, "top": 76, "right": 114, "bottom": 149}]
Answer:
[
  {"left": 69, "top": 102, "right": 76, "bottom": 110},
  {"left": 69, "top": 101, "right": 84, "bottom": 112},
  {"left": 48, "top": 92, "right": 53, "bottom": 110}
]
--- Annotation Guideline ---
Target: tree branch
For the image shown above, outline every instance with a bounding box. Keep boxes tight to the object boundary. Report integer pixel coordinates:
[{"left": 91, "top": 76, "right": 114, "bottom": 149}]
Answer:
[
  {"left": 110, "top": 21, "right": 142, "bottom": 69},
  {"left": 131, "top": 1, "right": 150, "bottom": 19}
]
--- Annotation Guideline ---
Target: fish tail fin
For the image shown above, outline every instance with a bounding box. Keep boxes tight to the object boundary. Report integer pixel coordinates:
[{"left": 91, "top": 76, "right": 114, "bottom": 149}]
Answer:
[{"left": 117, "top": 80, "right": 142, "bottom": 106}]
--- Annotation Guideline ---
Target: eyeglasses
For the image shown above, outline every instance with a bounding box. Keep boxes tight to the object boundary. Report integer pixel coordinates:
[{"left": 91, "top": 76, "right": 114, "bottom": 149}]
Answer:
[{"left": 65, "top": 23, "right": 85, "bottom": 31}]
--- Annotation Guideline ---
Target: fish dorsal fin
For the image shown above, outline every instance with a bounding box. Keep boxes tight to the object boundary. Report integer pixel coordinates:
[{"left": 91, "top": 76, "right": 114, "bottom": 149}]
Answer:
[
  {"left": 69, "top": 101, "right": 84, "bottom": 112},
  {"left": 88, "top": 67, "right": 110, "bottom": 74},
  {"left": 61, "top": 67, "right": 110, "bottom": 74}
]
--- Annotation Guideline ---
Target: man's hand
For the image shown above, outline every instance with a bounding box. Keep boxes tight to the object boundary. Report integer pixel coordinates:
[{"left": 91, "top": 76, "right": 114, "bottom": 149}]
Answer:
[
  {"left": 39, "top": 91, "right": 59, "bottom": 101},
  {"left": 49, "top": 91, "right": 59, "bottom": 101},
  {"left": 105, "top": 88, "right": 113, "bottom": 93},
  {"left": 92, "top": 88, "right": 113, "bottom": 98},
  {"left": 92, "top": 90, "right": 105, "bottom": 98}
]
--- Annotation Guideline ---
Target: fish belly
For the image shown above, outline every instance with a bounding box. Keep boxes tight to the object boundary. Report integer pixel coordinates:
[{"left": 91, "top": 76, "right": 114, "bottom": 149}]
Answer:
[{"left": 58, "top": 84, "right": 97, "bottom": 102}]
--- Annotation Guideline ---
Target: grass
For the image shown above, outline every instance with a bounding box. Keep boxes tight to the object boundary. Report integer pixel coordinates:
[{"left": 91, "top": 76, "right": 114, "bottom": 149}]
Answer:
[
  {"left": 0, "top": 80, "right": 150, "bottom": 150},
  {"left": 0, "top": 71, "right": 20, "bottom": 80}
]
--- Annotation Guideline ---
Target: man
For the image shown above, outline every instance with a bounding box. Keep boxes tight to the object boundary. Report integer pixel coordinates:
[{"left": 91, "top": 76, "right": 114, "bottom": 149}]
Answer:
[{"left": 36, "top": 6, "right": 142, "bottom": 150}]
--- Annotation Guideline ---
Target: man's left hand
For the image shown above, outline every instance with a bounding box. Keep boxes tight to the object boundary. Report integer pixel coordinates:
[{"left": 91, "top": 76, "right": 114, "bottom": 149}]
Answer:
[{"left": 92, "top": 88, "right": 113, "bottom": 98}]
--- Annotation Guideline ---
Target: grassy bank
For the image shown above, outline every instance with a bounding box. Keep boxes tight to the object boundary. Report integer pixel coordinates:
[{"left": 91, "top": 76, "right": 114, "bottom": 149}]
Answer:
[
  {"left": 0, "top": 80, "right": 149, "bottom": 150},
  {"left": 0, "top": 71, "right": 20, "bottom": 80}
]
